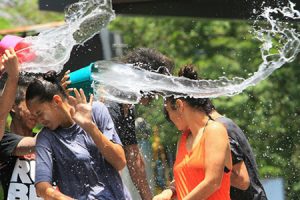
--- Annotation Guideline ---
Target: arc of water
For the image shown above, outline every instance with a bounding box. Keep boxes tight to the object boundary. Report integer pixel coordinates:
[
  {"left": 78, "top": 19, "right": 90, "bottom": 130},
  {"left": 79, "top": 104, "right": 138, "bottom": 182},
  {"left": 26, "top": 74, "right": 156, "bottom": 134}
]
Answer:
[
  {"left": 7, "top": 0, "right": 299, "bottom": 104},
  {"left": 92, "top": 2, "right": 300, "bottom": 104}
]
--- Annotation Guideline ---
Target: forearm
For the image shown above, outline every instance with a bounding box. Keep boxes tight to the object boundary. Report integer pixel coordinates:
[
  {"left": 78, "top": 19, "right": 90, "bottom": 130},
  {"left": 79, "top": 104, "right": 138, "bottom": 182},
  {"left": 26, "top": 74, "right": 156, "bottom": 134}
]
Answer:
[
  {"left": 0, "top": 117, "right": 7, "bottom": 140},
  {"left": 231, "top": 162, "right": 250, "bottom": 190},
  {"left": 231, "top": 173, "right": 249, "bottom": 190},
  {"left": 0, "top": 77, "right": 18, "bottom": 140},
  {"left": 83, "top": 122, "right": 126, "bottom": 170},
  {"left": 36, "top": 182, "right": 73, "bottom": 200},
  {"left": 125, "top": 147, "right": 152, "bottom": 200},
  {"left": 0, "top": 76, "right": 19, "bottom": 119},
  {"left": 13, "top": 137, "right": 36, "bottom": 156}
]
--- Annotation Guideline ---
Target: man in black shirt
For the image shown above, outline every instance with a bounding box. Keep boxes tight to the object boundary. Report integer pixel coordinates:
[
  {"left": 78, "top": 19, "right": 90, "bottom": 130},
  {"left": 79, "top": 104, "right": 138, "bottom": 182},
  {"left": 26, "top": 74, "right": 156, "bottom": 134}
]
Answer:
[
  {"left": 107, "top": 48, "right": 174, "bottom": 200},
  {"left": 0, "top": 74, "right": 37, "bottom": 199},
  {"left": 215, "top": 115, "right": 268, "bottom": 200}
]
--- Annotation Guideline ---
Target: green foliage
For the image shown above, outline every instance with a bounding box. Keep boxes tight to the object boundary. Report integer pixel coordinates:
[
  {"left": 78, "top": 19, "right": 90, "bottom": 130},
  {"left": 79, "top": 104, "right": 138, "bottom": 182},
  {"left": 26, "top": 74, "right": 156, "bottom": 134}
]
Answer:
[
  {"left": 0, "top": 186, "right": 3, "bottom": 200},
  {"left": 1, "top": 3, "right": 300, "bottom": 198},
  {"left": 0, "top": 18, "right": 12, "bottom": 30},
  {"left": 109, "top": 16, "right": 300, "bottom": 199},
  {"left": 0, "top": 0, "right": 63, "bottom": 29},
  {"left": 13, "top": 0, "right": 64, "bottom": 24}
]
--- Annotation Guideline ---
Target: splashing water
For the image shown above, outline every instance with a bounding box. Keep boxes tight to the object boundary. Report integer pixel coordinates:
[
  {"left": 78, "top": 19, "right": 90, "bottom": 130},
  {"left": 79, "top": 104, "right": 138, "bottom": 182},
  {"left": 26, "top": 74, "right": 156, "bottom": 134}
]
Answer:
[
  {"left": 16, "top": 0, "right": 115, "bottom": 73},
  {"left": 12, "top": 0, "right": 299, "bottom": 104},
  {"left": 92, "top": 2, "right": 300, "bottom": 104}
]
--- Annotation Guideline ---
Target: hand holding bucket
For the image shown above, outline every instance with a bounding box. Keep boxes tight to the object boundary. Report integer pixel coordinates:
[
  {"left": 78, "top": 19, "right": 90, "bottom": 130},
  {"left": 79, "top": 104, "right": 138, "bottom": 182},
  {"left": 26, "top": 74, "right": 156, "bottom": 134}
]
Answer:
[
  {"left": 68, "top": 63, "right": 94, "bottom": 97},
  {"left": 0, "top": 35, "right": 35, "bottom": 64}
]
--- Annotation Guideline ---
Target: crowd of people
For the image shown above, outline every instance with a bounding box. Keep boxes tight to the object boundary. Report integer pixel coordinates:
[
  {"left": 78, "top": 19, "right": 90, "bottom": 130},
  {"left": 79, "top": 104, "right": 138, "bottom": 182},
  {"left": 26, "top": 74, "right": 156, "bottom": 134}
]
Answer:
[{"left": 0, "top": 35, "right": 268, "bottom": 200}]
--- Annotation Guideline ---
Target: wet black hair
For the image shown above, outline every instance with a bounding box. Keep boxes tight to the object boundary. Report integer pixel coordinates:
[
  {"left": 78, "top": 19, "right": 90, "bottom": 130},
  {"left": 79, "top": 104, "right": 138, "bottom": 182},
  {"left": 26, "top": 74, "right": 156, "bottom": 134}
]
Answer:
[
  {"left": 122, "top": 48, "right": 175, "bottom": 98},
  {"left": 165, "top": 64, "right": 215, "bottom": 120},
  {"left": 25, "top": 70, "right": 67, "bottom": 103},
  {"left": 14, "top": 74, "right": 34, "bottom": 105},
  {"left": 121, "top": 48, "right": 174, "bottom": 75},
  {"left": 9, "top": 74, "right": 34, "bottom": 117},
  {"left": 178, "top": 64, "right": 198, "bottom": 80}
]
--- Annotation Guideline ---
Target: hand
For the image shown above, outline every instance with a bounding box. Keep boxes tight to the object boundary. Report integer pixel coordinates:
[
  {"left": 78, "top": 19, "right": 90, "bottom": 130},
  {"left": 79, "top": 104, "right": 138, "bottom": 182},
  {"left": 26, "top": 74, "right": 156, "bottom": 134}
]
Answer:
[
  {"left": 69, "top": 88, "right": 94, "bottom": 129},
  {"left": 153, "top": 189, "right": 173, "bottom": 200},
  {"left": 45, "top": 187, "right": 74, "bottom": 200},
  {"left": 60, "top": 70, "right": 73, "bottom": 96},
  {"left": 1, "top": 48, "right": 19, "bottom": 78}
]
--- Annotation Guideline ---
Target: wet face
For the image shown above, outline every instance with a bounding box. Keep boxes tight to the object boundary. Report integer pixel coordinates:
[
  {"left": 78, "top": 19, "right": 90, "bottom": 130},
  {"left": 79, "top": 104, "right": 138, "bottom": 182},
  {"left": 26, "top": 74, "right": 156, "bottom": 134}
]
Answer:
[
  {"left": 164, "top": 100, "right": 187, "bottom": 132},
  {"left": 13, "top": 100, "right": 37, "bottom": 130},
  {"left": 27, "top": 98, "right": 61, "bottom": 130}
]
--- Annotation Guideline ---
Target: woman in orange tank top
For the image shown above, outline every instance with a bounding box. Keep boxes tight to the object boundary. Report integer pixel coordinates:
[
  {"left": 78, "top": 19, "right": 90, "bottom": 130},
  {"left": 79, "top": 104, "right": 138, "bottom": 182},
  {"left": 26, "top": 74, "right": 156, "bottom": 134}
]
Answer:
[{"left": 153, "top": 72, "right": 232, "bottom": 200}]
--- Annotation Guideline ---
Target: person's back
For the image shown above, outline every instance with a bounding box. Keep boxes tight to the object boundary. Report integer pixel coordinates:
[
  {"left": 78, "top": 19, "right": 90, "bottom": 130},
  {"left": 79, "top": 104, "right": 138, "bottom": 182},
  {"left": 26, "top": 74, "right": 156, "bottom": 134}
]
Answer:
[{"left": 216, "top": 116, "right": 268, "bottom": 200}]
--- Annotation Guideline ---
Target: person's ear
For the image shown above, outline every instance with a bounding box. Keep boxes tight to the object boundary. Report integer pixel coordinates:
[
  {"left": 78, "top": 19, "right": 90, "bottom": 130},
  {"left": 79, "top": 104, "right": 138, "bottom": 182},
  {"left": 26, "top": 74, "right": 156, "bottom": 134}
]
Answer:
[
  {"left": 175, "top": 99, "right": 184, "bottom": 112},
  {"left": 52, "top": 95, "right": 62, "bottom": 107}
]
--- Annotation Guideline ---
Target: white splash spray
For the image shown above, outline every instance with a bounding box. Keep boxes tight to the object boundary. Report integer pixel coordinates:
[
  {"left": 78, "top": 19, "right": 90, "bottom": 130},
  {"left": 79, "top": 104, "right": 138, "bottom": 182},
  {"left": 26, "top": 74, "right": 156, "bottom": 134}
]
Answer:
[
  {"left": 16, "top": 0, "right": 115, "bottom": 73},
  {"left": 8, "top": 0, "right": 299, "bottom": 104},
  {"left": 92, "top": 2, "right": 300, "bottom": 104}
]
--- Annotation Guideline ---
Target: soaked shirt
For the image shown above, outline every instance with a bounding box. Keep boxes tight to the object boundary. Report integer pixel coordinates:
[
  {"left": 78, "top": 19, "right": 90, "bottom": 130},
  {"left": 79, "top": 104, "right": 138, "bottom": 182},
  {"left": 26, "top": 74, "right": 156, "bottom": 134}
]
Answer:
[
  {"left": 216, "top": 117, "right": 268, "bottom": 200},
  {"left": 35, "top": 101, "right": 130, "bottom": 200},
  {"left": 106, "top": 102, "right": 137, "bottom": 146}
]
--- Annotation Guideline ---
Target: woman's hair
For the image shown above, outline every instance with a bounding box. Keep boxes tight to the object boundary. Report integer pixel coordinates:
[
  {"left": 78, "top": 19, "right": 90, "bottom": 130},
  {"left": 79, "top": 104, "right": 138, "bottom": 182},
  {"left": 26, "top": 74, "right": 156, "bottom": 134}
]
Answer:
[
  {"left": 121, "top": 48, "right": 174, "bottom": 75},
  {"left": 26, "top": 70, "right": 67, "bottom": 103},
  {"left": 166, "top": 64, "right": 215, "bottom": 116}
]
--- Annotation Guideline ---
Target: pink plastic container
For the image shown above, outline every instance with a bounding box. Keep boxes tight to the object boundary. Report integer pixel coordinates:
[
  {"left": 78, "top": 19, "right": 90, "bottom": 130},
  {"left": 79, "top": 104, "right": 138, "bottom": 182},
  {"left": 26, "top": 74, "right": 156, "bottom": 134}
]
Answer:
[{"left": 0, "top": 35, "right": 35, "bottom": 63}]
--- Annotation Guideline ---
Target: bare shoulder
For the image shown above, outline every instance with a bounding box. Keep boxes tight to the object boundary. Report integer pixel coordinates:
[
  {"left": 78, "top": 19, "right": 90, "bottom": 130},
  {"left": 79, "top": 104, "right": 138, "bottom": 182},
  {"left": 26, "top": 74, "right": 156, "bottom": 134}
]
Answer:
[{"left": 205, "top": 121, "right": 228, "bottom": 138}]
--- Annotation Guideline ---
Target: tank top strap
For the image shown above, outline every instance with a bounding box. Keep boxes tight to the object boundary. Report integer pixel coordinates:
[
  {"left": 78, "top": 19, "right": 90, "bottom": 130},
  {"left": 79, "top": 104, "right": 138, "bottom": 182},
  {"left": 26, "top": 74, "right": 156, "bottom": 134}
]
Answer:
[{"left": 202, "top": 118, "right": 211, "bottom": 135}]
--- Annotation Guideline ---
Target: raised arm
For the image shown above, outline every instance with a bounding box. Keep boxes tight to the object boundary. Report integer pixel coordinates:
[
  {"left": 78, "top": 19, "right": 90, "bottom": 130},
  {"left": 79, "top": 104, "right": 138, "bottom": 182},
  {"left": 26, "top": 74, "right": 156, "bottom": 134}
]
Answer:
[
  {"left": 0, "top": 49, "right": 19, "bottom": 140},
  {"left": 69, "top": 89, "right": 126, "bottom": 171}
]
